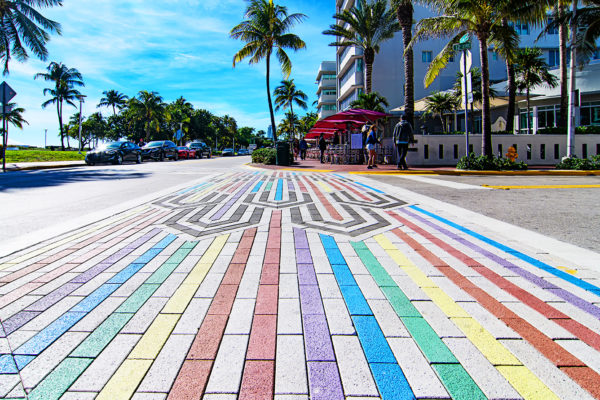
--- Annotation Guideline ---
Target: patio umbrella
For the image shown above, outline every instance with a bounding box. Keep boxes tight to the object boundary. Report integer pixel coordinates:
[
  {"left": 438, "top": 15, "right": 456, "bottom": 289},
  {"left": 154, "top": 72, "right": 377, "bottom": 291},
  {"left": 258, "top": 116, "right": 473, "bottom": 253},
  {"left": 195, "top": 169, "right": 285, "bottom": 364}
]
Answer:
[{"left": 323, "top": 109, "right": 389, "bottom": 123}]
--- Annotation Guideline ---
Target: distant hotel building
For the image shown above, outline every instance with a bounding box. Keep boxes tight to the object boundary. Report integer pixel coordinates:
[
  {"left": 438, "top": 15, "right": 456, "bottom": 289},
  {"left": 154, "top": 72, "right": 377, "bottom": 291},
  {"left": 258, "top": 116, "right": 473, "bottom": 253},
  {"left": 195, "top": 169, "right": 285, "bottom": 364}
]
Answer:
[
  {"left": 331, "top": 0, "right": 569, "bottom": 132},
  {"left": 316, "top": 61, "right": 338, "bottom": 120}
]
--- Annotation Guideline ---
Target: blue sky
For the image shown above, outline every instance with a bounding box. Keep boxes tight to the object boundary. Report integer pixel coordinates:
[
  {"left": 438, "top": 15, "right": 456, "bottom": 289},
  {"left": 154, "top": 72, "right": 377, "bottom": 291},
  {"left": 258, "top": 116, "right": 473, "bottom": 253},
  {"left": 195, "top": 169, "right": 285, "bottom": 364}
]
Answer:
[{"left": 5, "top": 0, "right": 336, "bottom": 146}]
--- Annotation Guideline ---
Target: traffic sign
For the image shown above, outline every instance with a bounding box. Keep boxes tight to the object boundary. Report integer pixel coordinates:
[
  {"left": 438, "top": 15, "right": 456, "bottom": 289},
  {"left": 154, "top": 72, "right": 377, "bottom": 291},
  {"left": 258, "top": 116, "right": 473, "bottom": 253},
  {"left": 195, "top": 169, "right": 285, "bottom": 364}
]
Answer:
[
  {"left": 453, "top": 42, "right": 471, "bottom": 52},
  {"left": 459, "top": 50, "right": 472, "bottom": 74},
  {"left": 175, "top": 129, "right": 184, "bottom": 140},
  {"left": 1, "top": 104, "right": 14, "bottom": 115},
  {"left": 0, "top": 82, "right": 16, "bottom": 104}
]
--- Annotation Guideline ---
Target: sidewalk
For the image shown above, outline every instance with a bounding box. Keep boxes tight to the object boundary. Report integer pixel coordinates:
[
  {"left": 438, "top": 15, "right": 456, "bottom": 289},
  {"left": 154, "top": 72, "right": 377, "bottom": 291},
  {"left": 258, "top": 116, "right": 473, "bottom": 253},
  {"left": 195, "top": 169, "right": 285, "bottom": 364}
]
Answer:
[
  {"left": 1, "top": 169, "right": 599, "bottom": 399},
  {"left": 1, "top": 160, "right": 86, "bottom": 171}
]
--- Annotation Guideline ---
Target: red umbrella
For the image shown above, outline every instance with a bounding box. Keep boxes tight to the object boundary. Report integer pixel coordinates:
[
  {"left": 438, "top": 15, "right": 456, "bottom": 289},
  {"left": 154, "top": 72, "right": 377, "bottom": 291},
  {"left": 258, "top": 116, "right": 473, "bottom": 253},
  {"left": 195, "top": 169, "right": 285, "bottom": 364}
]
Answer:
[{"left": 323, "top": 109, "right": 389, "bottom": 124}]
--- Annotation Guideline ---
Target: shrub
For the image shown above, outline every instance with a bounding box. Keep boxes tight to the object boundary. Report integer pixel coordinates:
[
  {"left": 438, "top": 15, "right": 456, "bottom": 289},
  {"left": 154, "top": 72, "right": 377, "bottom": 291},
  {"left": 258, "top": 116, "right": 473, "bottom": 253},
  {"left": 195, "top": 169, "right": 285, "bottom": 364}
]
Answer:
[
  {"left": 537, "top": 127, "right": 566, "bottom": 135},
  {"left": 555, "top": 155, "right": 600, "bottom": 170},
  {"left": 456, "top": 153, "right": 528, "bottom": 170},
  {"left": 251, "top": 148, "right": 276, "bottom": 165},
  {"left": 576, "top": 125, "right": 600, "bottom": 134}
]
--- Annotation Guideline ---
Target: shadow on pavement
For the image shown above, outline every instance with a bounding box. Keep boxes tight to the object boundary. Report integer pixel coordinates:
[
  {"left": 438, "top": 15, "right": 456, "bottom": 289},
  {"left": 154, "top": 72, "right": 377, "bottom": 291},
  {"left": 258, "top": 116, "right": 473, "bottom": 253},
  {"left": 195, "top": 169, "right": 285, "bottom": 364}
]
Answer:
[{"left": 0, "top": 167, "right": 151, "bottom": 191}]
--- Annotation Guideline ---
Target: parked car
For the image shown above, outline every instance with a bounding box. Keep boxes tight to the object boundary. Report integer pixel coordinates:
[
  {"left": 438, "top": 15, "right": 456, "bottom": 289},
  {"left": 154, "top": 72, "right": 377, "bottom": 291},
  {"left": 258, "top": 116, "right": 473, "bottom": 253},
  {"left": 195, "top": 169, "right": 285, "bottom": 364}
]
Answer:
[
  {"left": 186, "top": 147, "right": 197, "bottom": 159},
  {"left": 85, "top": 141, "right": 142, "bottom": 166},
  {"left": 142, "top": 140, "right": 178, "bottom": 161},
  {"left": 221, "top": 148, "right": 235, "bottom": 156},
  {"left": 176, "top": 146, "right": 193, "bottom": 159},
  {"left": 188, "top": 141, "right": 212, "bottom": 158},
  {"left": 237, "top": 149, "right": 250, "bottom": 156}
]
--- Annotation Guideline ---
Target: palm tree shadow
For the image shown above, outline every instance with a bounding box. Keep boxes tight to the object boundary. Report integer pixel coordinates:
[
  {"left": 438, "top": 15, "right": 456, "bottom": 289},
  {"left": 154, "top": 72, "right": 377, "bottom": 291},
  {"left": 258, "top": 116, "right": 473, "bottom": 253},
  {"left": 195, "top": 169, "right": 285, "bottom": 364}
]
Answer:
[{"left": 0, "top": 167, "right": 151, "bottom": 191}]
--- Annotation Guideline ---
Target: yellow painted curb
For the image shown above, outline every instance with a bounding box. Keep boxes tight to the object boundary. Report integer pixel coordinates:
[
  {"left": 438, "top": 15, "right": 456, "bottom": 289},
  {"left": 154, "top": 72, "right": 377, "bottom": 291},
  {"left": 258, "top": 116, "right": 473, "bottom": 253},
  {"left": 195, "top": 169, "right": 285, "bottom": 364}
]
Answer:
[{"left": 483, "top": 184, "right": 600, "bottom": 189}]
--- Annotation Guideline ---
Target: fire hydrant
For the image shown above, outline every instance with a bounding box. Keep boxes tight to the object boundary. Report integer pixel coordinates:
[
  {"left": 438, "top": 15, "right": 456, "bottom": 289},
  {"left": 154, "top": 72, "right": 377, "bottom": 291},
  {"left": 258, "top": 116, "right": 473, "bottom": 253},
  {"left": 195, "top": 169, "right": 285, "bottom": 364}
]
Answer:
[{"left": 506, "top": 146, "right": 519, "bottom": 162}]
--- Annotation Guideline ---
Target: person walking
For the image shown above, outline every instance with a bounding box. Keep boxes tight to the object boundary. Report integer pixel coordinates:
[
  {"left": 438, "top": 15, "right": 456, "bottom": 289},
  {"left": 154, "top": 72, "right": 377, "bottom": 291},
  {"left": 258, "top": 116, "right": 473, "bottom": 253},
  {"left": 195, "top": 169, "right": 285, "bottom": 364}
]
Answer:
[
  {"left": 293, "top": 137, "right": 300, "bottom": 161},
  {"left": 299, "top": 137, "right": 308, "bottom": 160},
  {"left": 393, "top": 114, "right": 414, "bottom": 170},
  {"left": 365, "top": 125, "right": 380, "bottom": 169},
  {"left": 318, "top": 133, "right": 327, "bottom": 163}
]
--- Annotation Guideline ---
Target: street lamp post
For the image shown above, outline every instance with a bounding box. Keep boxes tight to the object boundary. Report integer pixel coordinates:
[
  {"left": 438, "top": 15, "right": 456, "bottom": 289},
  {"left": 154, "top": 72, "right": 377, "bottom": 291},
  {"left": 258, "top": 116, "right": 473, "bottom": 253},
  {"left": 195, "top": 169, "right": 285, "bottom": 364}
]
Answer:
[{"left": 77, "top": 95, "right": 86, "bottom": 153}]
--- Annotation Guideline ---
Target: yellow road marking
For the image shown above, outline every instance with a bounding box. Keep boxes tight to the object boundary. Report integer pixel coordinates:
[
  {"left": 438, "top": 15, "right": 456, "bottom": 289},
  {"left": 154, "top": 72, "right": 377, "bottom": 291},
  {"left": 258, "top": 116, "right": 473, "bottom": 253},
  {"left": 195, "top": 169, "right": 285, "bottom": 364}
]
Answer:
[
  {"left": 374, "top": 233, "right": 558, "bottom": 400},
  {"left": 482, "top": 184, "right": 600, "bottom": 190}
]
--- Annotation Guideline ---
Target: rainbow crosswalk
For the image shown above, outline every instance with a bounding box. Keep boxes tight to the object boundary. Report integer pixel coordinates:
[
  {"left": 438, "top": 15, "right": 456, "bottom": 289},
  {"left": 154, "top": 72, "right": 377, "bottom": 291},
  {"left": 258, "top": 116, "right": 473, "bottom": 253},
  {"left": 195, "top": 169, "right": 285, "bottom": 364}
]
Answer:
[{"left": 0, "top": 170, "right": 599, "bottom": 399}]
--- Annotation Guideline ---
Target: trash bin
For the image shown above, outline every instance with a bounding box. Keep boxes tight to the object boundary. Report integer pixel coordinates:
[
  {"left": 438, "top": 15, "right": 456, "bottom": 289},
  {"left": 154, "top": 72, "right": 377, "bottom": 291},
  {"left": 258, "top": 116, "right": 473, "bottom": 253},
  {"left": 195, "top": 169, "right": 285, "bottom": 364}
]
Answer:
[{"left": 276, "top": 141, "right": 290, "bottom": 166}]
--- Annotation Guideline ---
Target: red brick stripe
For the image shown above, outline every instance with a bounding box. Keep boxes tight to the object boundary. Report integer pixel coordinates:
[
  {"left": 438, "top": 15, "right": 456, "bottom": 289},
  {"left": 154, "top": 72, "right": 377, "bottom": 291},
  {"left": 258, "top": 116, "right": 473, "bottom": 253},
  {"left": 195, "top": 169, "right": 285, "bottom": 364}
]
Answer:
[{"left": 302, "top": 176, "right": 343, "bottom": 221}]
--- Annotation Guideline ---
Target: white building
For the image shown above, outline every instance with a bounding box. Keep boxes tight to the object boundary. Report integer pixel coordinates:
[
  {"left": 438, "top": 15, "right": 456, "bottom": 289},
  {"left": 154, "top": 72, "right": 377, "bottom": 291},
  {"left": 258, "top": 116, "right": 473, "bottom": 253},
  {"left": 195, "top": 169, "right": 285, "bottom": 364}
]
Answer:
[
  {"left": 334, "top": 0, "right": 565, "bottom": 116},
  {"left": 316, "top": 61, "right": 338, "bottom": 120}
]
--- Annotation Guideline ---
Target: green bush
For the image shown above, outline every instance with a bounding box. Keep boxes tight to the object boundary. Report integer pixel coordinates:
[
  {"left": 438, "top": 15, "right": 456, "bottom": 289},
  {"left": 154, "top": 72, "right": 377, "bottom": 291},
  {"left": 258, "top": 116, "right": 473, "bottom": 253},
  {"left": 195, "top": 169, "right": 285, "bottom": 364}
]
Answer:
[
  {"left": 576, "top": 125, "right": 600, "bottom": 134},
  {"left": 251, "top": 148, "right": 276, "bottom": 165},
  {"left": 456, "top": 153, "right": 528, "bottom": 170},
  {"left": 537, "top": 127, "right": 566, "bottom": 135},
  {"left": 555, "top": 155, "right": 600, "bottom": 170}
]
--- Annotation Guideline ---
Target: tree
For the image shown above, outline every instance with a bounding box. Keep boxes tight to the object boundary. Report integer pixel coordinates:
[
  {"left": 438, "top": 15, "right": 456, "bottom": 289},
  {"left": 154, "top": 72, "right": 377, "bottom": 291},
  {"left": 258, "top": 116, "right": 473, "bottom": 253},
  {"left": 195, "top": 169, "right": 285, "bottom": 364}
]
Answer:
[
  {"left": 323, "top": 0, "right": 400, "bottom": 94},
  {"left": 1, "top": 102, "right": 27, "bottom": 151},
  {"left": 98, "top": 90, "right": 128, "bottom": 116},
  {"left": 165, "top": 98, "right": 193, "bottom": 143},
  {"left": 423, "top": 91, "right": 460, "bottom": 132},
  {"left": 278, "top": 111, "right": 300, "bottom": 140},
  {"left": 350, "top": 92, "right": 389, "bottom": 112},
  {"left": 35, "top": 62, "right": 84, "bottom": 150},
  {"left": 221, "top": 115, "right": 238, "bottom": 148},
  {"left": 231, "top": 0, "right": 307, "bottom": 143},
  {"left": 0, "top": 0, "right": 62, "bottom": 74},
  {"left": 128, "top": 91, "right": 165, "bottom": 141},
  {"left": 274, "top": 79, "right": 307, "bottom": 139},
  {"left": 514, "top": 48, "right": 558, "bottom": 134},
  {"left": 392, "top": 0, "right": 416, "bottom": 127},
  {"left": 409, "top": 0, "right": 545, "bottom": 156},
  {"left": 298, "top": 111, "right": 318, "bottom": 135}
]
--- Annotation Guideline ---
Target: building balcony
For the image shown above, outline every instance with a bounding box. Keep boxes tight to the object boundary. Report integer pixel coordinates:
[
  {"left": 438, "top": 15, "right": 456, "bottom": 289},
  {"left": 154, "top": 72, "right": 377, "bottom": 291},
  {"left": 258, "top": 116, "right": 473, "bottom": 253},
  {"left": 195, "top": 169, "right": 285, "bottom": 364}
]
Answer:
[
  {"left": 339, "top": 72, "right": 364, "bottom": 100},
  {"left": 318, "top": 94, "right": 337, "bottom": 106},
  {"left": 338, "top": 46, "right": 363, "bottom": 74},
  {"left": 317, "top": 78, "right": 337, "bottom": 94},
  {"left": 318, "top": 108, "right": 337, "bottom": 120}
]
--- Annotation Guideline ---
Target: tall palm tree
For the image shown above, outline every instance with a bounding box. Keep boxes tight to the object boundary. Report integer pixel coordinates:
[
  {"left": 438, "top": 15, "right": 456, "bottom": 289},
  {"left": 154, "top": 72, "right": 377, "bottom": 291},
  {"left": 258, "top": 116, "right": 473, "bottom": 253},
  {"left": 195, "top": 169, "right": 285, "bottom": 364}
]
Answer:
[
  {"left": 0, "top": 0, "right": 62, "bottom": 74},
  {"left": 128, "top": 91, "right": 165, "bottom": 141},
  {"left": 350, "top": 92, "right": 389, "bottom": 112},
  {"left": 274, "top": 79, "right": 307, "bottom": 139},
  {"left": 514, "top": 48, "right": 558, "bottom": 134},
  {"left": 423, "top": 91, "right": 460, "bottom": 132},
  {"left": 409, "top": 0, "right": 546, "bottom": 156},
  {"left": 323, "top": 0, "right": 400, "bottom": 94},
  {"left": 278, "top": 111, "right": 300, "bottom": 140},
  {"left": 230, "top": 0, "right": 307, "bottom": 143},
  {"left": 98, "top": 90, "right": 128, "bottom": 116},
  {"left": 392, "top": 0, "right": 415, "bottom": 127},
  {"left": 1, "top": 102, "right": 27, "bottom": 151},
  {"left": 35, "top": 62, "right": 84, "bottom": 150}
]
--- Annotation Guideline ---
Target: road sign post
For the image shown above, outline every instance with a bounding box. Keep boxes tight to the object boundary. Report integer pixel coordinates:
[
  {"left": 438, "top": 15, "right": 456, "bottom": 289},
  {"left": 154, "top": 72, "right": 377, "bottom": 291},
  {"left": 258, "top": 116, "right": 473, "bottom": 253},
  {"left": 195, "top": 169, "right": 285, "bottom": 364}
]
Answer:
[
  {"left": 1, "top": 81, "right": 17, "bottom": 173},
  {"left": 457, "top": 48, "right": 472, "bottom": 159}
]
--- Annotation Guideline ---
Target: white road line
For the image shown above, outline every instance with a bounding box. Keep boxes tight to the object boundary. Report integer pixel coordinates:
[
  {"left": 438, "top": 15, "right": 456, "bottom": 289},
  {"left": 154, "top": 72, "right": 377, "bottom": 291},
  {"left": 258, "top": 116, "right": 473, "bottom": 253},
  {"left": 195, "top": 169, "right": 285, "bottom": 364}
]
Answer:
[{"left": 394, "top": 175, "right": 492, "bottom": 190}]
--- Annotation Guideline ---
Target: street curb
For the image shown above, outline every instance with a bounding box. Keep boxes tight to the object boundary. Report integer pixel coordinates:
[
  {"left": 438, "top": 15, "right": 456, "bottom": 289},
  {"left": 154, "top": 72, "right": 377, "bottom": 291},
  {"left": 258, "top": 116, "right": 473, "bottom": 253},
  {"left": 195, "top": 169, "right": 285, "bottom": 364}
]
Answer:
[{"left": 2, "top": 162, "right": 86, "bottom": 171}]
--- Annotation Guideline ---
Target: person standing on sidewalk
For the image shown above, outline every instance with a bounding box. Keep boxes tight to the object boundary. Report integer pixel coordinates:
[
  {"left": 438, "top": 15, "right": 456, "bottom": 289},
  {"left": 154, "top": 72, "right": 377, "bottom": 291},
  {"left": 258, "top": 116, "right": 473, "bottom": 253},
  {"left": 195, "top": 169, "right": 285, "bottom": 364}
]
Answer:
[
  {"left": 393, "top": 114, "right": 414, "bottom": 170},
  {"left": 299, "top": 137, "right": 308, "bottom": 160},
  {"left": 365, "top": 125, "right": 380, "bottom": 169},
  {"left": 319, "top": 133, "right": 327, "bottom": 163}
]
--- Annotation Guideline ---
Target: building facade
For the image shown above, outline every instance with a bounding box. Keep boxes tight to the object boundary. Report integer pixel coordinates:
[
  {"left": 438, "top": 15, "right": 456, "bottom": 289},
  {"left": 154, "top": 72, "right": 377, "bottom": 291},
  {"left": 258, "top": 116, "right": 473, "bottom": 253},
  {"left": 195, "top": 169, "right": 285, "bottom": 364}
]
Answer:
[
  {"left": 316, "top": 61, "right": 338, "bottom": 120},
  {"left": 334, "top": 0, "right": 565, "bottom": 117}
]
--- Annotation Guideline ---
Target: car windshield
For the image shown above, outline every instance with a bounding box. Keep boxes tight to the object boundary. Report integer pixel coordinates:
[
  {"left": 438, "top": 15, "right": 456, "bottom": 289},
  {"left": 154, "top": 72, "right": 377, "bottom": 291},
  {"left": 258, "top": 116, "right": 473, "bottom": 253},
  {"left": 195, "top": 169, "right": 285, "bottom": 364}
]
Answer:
[
  {"left": 146, "top": 141, "right": 163, "bottom": 147},
  {"left": 223, "top": 148, "right": 233, "bottom": 151},
  {"left": 106, "top": 142, "right": 124, "bottom": 149},
  {"left": 190, "top": 143, "right": 203, "bottom": 148},
  {"left": 177, "top": 147, "right": 187, "bottom": 150}
]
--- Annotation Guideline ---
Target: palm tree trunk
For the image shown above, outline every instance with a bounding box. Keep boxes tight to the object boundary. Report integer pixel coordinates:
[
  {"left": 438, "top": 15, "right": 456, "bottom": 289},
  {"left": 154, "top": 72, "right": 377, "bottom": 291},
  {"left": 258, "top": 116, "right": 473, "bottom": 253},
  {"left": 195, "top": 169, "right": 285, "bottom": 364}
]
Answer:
[
  {"left": 58, "top": 100, "right": 65, "bottom": 151},
  {"left": 478, "top": 34, "right": 493, "bottom": 156},
  {"left": 364, "top": 48, "right": 375, "bottom": 94},
  {"left": 399, "top": 4, "right": 415, "bottom": 128},
  {"left": 266, "top": 51, "right": 277, "bottom": 142},
  {"left": 290, "top": 103, "right": 295, "bottom": 139},
  {"left": 503, "top": 18, "right": 516, "bottom": 133},
  {"left": 558, "top": 1, "right": 568, "bottom": 128},
  {"left": 113, "top": 105, "right": 117, "bottom": 116},
  {"left": 440, "top": 115, "right": 446, "bottom": 132}
]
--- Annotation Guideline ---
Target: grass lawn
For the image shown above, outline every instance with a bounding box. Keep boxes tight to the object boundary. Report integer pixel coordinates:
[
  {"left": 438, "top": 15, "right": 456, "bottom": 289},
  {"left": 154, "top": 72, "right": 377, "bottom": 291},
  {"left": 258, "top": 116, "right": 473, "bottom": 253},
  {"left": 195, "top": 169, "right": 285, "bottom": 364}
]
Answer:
[{"left": 3, "top": 150, "right": 86, "bottom": 163}]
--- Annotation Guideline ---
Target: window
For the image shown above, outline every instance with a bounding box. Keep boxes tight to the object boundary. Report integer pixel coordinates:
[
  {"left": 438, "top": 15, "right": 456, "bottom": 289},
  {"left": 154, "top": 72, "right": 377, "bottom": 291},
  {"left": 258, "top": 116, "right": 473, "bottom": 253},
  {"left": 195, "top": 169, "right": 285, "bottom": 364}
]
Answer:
[
  {"left": 422, "top": 51, "right": 432, "bottom": 63},
  {"left": 321, "top": 74, "right": 336, "bottom": 81},
  {"left": 541, "top": 144, "right": 546, "bottom": 160},
  {"left": 548, "top": 49, "right": 560, "bottom": 67},
  {"left": 554, "top": 143, "right": 560, "bottom": 159},
  {"left": 583, "top": 144, "right": 588, "bottom": 159},
  {"left": 448, "top": 55, "right": 455, "bottom": 62},
  {"left": 513, "top": 21, "right": 529, "bottom": 35},
  {"left": 519, "top": 109, "right": 533, "bottom": 133},
  {"left": 439, "top": 144, "right": 444, "bottom": 159},
  {"left": 498, "top": 144, "right": 503, "bottom": 157},
  {"left": 580, "top": 101, "right": 600, "bottom": 126},
  {"left": 454, "top": 144, "right": 459, "bottom": 159},
  {"left": 322, "top": 90, "right": 337, "bottom": 96},
  {"left": 547, "top": 17, "right": 558, "bottom": 35},
  {"left": 424, "top": 144, "right": 429, "bottom": 159},
  {"left": 491, "top": 51, "right": 498, "bottom": 61},
  {"left": 469, "top": 144, "right": 474, "bottom": 154},
  {"left": 527, "top": 144, "right": 532, "bottom": 160},
  {"left": 322, "top": 104, "right": 337, "bottom": 111},
  {"left": 538, "top": 105, "right": 560, "bottom": 129}
]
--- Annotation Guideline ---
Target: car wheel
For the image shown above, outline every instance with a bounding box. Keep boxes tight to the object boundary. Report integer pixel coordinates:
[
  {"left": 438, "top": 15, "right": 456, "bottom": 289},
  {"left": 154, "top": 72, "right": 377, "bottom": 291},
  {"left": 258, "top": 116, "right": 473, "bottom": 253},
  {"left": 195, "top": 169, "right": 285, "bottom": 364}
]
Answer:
[
  {"left": 159, "top": 152, "right": 164, "bottom": 162},
  {"left": 136, "top": 154, "right": 142, "bottom": 164},
  {"left": 86, "top": 161, "right": 94, "bottom": 166},
  {"left": 174, "top": 153, "right": 179, "bottom": 161},
  {"left": 114, "top": 155, "right": 123, "bottom": 165},
  {"left": 198, "top": 153, "right": 202, "bottom": 159},
  {"left": 207, "top": 153, "right": 211, "bottom": 159}
]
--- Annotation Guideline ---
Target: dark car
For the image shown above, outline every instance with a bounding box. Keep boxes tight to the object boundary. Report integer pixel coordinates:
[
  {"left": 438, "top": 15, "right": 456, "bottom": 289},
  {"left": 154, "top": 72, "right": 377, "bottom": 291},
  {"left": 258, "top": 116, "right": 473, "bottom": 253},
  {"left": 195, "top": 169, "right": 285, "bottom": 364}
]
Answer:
[
  {"left": 142, "top": 140, "right": 179, "bottom": 161},
  {"left": 85, "top": 141, "right": 142, "bottom": 165},
  {"left": 221, "top": 148, "right": 234, "bottom": 156},
  {"left": 237, "top": 149, "right": 249, "bottom": 156},
  {"left": 188, "top": 141, "right": 212, "bottom": 158}
]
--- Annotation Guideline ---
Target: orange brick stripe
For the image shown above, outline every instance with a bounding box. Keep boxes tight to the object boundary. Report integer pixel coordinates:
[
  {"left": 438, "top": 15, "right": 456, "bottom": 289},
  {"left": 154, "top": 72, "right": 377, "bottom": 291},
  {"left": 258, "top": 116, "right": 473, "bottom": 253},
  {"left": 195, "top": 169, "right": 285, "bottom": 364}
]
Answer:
[
  {"left": 238, "top": 210, "right": 281, "bottom": 400},
  {"left": 390, "top": 224, "right": 600, "bottom": 399},
  {"left": 389, "top": 211, "right": 600, "bottom": 353},
  {"left": 302, "top": 176, "right": 343, "bottom": 221},
  {"left": 331, "top": 178, "right": 373, "bottom": 202},
  {"left": 168, "top": 227, "right": 257, "bottom": 399}
]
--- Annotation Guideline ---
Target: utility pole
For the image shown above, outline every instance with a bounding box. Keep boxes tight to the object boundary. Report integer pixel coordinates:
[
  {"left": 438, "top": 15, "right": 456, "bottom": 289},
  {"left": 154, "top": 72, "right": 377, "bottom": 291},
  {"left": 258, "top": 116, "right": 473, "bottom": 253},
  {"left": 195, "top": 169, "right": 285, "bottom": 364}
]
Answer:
[
  {"left": 45, "top": 129, "right": 47, "bottom": 149},
  {"left": 567, "top": 0, "right": 578, "bottom": 158},
  {"left": 77, "top": 95, "right": 86, "bottom": 153}
]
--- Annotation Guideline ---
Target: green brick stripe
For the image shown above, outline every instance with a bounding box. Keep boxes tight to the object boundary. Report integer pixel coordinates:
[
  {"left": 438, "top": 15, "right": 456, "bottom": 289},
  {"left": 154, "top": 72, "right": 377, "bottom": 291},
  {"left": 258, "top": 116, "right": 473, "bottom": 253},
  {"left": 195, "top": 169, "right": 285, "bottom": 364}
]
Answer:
[{"left": 351, "top": 241, "right": 486, "bottom": 400}]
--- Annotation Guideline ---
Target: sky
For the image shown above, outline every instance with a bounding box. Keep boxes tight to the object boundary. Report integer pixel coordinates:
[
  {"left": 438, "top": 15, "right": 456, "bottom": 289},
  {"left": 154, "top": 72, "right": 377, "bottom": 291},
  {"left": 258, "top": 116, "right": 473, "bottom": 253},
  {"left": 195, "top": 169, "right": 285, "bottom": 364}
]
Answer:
[{"left": 4, "top": 0, "right": 336, "bottom": 147}]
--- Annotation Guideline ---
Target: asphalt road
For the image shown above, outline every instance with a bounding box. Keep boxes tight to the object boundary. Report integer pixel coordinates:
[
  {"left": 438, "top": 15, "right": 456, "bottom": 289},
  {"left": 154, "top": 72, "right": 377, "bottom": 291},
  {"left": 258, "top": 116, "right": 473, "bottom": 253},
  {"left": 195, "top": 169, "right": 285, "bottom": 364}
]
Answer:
[
  {"left": 366, "top": 174, "right": 600, "bottom": 252},
  {"left": 0, "top": 156, "right": 250, "bottom": 251}
]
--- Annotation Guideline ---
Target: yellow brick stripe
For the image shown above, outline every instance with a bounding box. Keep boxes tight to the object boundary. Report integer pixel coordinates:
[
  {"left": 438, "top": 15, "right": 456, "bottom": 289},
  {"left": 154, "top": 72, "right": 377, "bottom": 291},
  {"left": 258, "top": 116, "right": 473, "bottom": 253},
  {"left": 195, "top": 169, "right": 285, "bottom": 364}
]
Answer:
[
  {"left": 374, "top": 233, "right": 558, "bottom": 400},
  {"left": 183, "top": 176, "right": 236, "bottom": 203},
  {"left": 96, "top": 234, "right": 229, "bottom": 400}
]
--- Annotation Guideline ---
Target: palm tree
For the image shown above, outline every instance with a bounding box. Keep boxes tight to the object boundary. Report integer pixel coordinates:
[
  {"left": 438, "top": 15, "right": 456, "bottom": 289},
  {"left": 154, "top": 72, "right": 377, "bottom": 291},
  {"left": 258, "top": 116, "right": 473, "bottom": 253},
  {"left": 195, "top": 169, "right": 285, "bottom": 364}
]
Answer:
[
  {"left": 1, "top": 103, "right": 28, "bottom": 151},
  {"left": 423, "top": 91, "right": 460, "bottom": 133},
  {"left": 350, "top": 92, "right": 389, "bottom": 113},
  {"left": 35, "top": 62, "right": 84, "bottom": 150},
  {"left": 323, "top": 0, "right": 400, "bottom": 94},
  {"left": 221, "top": 115, "right": 238, "bottom": 149},
  {"left": 298, "top": 111, "right": 318, "bottom": 135},
  {"left": 128, "top": 91, "right": 165, "bottom": 141},
  {"left": 98, "top": 90, "right": 128, "bottom": 116},
  {"left": 274, "top": 79, "right": 307, "bottom": 139},
  {"left": 392, "top": 0, "right": 415, "bottom": 127},
  {"left": 0, "top": 0, "right": 62, "bottom": 74},
  {"left": 278, "top": 111, "right": 300, "bottom": 140},
  {"left": 514, "top": 48, "right": 558, "bottom": 134},
  {"left": 230, "top": 0, "right": 307, "bottom": 143},
  {"left": 409, "top": 0, "right": 546, "bottom": 156}
]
